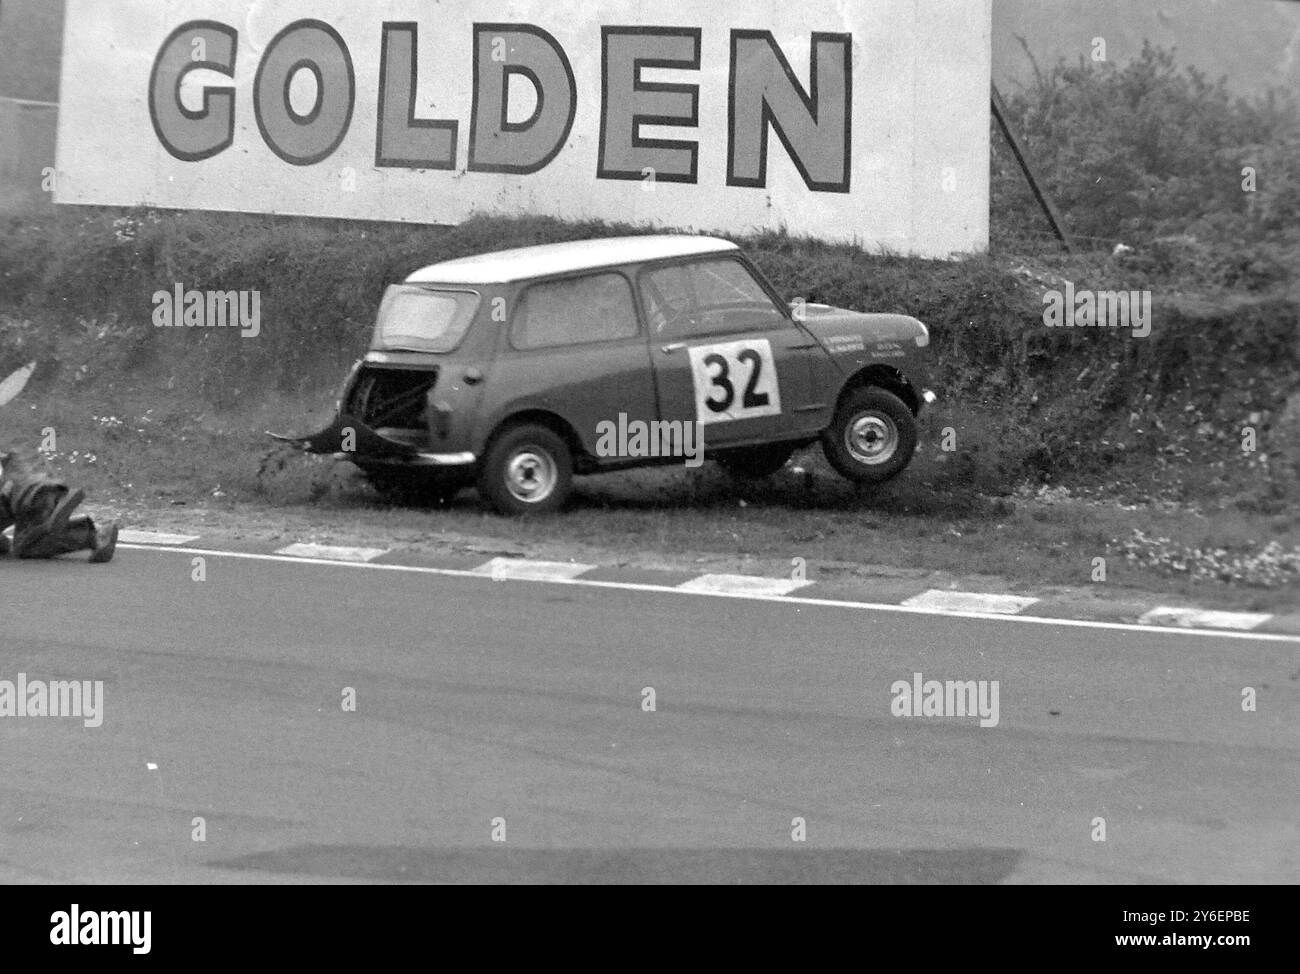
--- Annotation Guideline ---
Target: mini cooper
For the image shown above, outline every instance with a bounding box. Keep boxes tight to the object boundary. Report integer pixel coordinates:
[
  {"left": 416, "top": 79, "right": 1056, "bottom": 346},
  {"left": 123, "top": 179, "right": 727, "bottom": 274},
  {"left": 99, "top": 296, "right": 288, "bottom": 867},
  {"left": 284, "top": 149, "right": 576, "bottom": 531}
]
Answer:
[{"left": 272, "top": 235, "right": 936, "bottom": 515}]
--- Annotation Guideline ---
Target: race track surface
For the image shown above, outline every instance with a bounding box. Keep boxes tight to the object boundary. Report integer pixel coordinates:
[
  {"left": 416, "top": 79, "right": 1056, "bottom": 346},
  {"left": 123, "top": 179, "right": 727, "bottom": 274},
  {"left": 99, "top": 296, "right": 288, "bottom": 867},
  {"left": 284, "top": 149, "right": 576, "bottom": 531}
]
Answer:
[{"left": 1, "top": 547, "right": 1295, "bottom": 884}]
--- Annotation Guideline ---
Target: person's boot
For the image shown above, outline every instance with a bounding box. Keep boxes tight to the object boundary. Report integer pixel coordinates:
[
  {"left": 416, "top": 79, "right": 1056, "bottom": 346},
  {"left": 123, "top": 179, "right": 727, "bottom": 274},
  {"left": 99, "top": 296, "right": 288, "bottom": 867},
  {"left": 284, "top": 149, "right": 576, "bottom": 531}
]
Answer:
[{"left": 89, "top": 521, "right": 119, "bottom": 563}]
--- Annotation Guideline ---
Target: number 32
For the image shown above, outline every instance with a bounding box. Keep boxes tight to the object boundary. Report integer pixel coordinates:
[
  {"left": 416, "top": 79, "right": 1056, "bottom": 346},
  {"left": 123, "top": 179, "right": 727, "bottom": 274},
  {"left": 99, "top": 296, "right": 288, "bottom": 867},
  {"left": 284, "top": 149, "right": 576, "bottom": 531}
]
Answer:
[{"left": 688, "top": 340, "right": 782, "bottom": 425}]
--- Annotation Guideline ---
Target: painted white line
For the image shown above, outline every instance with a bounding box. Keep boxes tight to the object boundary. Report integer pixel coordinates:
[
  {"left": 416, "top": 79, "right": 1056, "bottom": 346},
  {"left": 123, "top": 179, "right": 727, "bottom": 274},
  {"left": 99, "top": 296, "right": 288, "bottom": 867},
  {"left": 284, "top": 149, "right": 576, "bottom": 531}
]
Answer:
[
  {"left": 677, "top": 573, "right": 813, "bottom": 597},
  {"left": 1139, "top": 607, "right": 1272, "bottom": 631},
  {"left": 118, "top": 530, "right": 202, "bottom": 546},
  {"left": 275, "top": 542, "right": 389, "bottom": 563},
  {"left": 472, "top": 557, "right": 595, "bottom": 581},
  {"left": 903, "top": 590, "right": 1039, "bottom": 615},
  {"left": 116, "top": 545, "right": 1300, "bottom": 645}
]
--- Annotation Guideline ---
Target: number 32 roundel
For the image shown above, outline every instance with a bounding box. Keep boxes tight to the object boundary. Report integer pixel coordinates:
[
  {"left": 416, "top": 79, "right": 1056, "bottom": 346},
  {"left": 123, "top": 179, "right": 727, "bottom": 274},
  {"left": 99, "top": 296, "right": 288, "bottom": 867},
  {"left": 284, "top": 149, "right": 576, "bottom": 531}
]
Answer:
[{"left": 686, "top": 339, "right": 782, "bottom": 426}]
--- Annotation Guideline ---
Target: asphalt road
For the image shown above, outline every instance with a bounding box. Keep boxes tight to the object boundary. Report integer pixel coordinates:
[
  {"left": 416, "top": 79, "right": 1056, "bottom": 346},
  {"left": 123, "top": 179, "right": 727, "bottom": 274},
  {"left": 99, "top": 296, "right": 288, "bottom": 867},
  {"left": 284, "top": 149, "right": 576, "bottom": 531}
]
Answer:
[{"left": 1, "top": 547, "right": 1296, "bottom": 884}]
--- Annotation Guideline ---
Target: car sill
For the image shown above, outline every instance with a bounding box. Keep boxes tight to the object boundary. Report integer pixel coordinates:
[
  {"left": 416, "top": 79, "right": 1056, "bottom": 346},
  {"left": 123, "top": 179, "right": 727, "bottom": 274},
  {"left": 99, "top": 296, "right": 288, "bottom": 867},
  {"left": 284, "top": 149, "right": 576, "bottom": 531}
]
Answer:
[{"left": 335, "top": 451, "right": 476, "bottom": 467}]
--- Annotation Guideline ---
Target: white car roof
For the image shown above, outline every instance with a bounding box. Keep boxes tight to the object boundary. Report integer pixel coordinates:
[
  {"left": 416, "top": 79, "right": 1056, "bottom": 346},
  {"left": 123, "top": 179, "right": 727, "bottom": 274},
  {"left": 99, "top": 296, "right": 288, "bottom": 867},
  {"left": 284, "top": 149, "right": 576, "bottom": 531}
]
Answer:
[{"left": 405, "top": 234, "right": 739, "bottom": 285}]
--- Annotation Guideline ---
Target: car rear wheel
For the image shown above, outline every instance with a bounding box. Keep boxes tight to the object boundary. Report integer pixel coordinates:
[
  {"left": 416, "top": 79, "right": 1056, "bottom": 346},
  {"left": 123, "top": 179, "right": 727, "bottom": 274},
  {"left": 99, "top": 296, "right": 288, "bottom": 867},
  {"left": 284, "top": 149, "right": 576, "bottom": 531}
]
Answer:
[
  {"left": 478, "top": 424, "right": 573, "bottom": 515},
  {"left": 821, "top": 387, "right": 916, "bottom": 484},
  {"left": 715, "top": 443, "right": 796, "bottom": 479}
]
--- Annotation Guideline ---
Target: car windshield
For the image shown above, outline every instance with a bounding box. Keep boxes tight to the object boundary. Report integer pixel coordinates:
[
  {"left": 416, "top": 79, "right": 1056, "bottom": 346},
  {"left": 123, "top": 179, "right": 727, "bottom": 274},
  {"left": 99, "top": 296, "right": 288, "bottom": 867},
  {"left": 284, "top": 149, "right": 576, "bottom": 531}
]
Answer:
[{"left": 373, "top": 286, "right": 479, "bottom": 353}]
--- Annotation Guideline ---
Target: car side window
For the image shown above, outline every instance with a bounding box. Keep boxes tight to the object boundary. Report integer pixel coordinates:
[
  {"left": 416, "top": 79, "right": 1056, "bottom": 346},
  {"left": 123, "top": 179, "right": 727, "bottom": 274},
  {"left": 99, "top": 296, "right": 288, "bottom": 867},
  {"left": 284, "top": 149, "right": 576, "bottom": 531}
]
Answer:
[
  {"left": 511, "top": 272, "right": 640, "bottom": 350},
  {"left": 642, "top": 264, "right": 695, "bottom": 333},
  {"left": 642, "top": 258, "right": 788, "bottom": 341}
]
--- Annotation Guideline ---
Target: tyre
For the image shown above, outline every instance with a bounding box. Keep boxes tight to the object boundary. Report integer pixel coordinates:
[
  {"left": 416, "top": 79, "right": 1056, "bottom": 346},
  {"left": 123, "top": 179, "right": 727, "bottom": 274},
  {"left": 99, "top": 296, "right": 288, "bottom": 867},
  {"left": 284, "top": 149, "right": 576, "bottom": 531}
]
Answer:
[
  {"left": 715, "top": 443, "right": 796, "bottom": 479},
  {"left": 821, "top": 387, "right": 917, "bottom": 484},
  {"left": 477, "top": 424, "right": 573, "bottom": 515}
]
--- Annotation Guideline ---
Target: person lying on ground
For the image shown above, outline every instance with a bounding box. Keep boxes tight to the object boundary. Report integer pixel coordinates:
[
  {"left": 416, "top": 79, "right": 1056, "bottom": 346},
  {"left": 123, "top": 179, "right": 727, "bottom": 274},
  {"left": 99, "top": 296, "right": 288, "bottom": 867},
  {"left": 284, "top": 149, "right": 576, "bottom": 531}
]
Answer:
[{"left": 0, "top": 448, "right": 119, "bottom": 562}]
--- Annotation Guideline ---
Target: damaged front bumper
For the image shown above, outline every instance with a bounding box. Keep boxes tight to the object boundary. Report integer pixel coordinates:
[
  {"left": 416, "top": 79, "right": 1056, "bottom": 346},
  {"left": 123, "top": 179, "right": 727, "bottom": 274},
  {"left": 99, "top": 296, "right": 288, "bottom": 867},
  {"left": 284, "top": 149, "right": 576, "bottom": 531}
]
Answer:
[{"left": 267, "top": 414, "right": 476, "bottom": 467}]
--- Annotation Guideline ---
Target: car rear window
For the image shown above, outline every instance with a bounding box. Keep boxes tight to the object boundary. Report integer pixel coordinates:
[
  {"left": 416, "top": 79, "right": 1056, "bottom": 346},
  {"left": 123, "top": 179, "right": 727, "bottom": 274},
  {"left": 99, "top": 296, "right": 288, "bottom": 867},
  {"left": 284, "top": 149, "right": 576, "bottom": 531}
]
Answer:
[
  {"left": 373, "top": 286, "right": 479, "bottom": 353},
  {"left": 511, "top": 273, "right": 639, "bottom": 350}
]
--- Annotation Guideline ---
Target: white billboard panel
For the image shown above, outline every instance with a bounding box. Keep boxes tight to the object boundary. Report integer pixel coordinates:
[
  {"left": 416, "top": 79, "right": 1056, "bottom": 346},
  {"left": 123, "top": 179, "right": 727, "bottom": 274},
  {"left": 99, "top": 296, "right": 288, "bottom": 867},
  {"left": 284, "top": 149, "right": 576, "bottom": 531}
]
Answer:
[{"left": 56, "top": 0, "right": 991, "bottom": 255}]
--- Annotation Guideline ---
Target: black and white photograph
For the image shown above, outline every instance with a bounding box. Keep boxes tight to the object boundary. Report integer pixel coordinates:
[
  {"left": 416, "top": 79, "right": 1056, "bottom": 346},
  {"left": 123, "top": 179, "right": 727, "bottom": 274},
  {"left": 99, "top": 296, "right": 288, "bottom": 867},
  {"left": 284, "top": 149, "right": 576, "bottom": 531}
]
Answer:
[{"left": 0, "top": 0, "right": 1294, "bottom": 943}]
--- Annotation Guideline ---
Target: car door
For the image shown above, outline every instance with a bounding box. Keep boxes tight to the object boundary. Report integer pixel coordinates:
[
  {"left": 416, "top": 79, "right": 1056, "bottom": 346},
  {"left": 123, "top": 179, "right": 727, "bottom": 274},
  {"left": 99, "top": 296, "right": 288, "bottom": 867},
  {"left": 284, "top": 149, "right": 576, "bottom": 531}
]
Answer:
[
  {"left": 487, "top": 270, "right": 660, "bottom": 459},
  {"left": 640, "top": 256, "right": 826, "bottom": 451}
]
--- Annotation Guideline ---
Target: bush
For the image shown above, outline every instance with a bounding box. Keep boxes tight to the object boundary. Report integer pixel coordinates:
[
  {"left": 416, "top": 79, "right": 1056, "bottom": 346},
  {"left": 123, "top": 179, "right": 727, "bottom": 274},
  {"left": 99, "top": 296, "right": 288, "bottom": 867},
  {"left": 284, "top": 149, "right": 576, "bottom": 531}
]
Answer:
[{"left": 992, "top": 42, "right": 1300, "bottom": 287}]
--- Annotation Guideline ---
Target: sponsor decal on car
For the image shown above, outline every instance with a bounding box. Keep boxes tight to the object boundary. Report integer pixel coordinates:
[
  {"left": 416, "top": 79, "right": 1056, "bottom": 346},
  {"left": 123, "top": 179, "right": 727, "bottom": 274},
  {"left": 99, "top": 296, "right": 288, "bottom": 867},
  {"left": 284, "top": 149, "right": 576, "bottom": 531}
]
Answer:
[{"left": 822, "top": 335, "right": 866, "bottom": 354}]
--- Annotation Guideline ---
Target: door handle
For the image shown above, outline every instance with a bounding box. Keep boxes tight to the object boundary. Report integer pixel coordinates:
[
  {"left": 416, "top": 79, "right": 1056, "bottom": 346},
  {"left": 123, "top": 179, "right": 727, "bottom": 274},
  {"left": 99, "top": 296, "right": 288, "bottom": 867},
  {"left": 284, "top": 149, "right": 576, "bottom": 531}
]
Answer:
[{"left": 660, "top": 342, "right": 687, "bottom": 354}]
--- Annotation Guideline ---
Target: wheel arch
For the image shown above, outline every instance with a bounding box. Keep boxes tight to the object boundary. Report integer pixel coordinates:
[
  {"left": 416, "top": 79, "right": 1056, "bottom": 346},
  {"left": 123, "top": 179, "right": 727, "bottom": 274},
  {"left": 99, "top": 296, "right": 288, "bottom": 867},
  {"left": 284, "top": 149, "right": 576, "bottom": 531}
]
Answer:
[
  {"left": 837, "top": 364, "right": 921, "bottom": 415},
  {"left": 482, "top": 409, "right": 586, "bottom": 467}
]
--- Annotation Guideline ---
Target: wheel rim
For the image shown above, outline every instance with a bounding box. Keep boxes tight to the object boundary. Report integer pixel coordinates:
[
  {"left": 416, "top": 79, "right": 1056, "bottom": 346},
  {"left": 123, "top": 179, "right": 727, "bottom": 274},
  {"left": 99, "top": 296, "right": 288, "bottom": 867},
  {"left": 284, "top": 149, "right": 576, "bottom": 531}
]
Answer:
[
  {"left": 844, "top": 411, "right": 899, "bottom": 466},
  {"left": 505, "top": 448, "right": 557, "bottom": 504}
]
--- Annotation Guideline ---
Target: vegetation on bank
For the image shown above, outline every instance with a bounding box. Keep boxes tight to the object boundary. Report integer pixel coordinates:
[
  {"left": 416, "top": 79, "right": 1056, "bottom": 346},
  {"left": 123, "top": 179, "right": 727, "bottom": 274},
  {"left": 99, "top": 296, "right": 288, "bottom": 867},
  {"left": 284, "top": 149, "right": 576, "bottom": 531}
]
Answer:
[{"left": 2, "top": 203, "right": 1294, "bottom": 509}]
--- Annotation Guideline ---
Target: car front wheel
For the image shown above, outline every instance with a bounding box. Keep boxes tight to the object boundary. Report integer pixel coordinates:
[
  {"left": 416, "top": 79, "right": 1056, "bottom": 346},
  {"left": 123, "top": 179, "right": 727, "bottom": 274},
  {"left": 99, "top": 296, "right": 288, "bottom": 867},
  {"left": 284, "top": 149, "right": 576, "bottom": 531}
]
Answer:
[
  {"left": 821, "top": 387, "right": 917, "bottom": 484},
  {"left": 478, "top": 424, "right": 573, "bottom": 515}
]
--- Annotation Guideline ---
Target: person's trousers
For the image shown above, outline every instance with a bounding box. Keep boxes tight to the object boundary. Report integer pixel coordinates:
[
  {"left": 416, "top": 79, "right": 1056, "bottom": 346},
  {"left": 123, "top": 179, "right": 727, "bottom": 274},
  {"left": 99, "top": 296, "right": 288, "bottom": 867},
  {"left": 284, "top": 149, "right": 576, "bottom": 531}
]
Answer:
[{"left": 2, "top": 482, "right": 97, "bottom": 558}]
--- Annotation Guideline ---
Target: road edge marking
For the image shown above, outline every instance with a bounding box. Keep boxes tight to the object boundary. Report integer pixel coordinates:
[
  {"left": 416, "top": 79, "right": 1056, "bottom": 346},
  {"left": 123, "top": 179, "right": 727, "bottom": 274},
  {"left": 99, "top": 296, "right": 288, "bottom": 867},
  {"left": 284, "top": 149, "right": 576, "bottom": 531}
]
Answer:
[
  {"left": 274, "top": 542, "right": 390, "bottom": 563},
  {"left": 902, "top": 589, "right": 1039, "bottom": 615},
  {"left": 677, "top": 573, "right": 814, "bottom": 597},
  {"left": 118, "top": 530, "right": 203, "bottom": 546},
  {"left": 1139, "top": 606, "right": 1272, "bottom": 631},
  {"left": 472, "top": 557, "right": 596, "bottom": 580},
  {"left": 116, "top": 543, "right": 1300, "bottom": 645}
]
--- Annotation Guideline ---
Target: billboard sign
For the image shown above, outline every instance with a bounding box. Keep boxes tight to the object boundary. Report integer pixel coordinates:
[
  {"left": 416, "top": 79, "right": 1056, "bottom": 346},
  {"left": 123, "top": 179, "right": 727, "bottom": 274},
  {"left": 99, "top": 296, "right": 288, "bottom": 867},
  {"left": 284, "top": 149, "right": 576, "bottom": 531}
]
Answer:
[{"left": 56, "top": 0, "right": 991, "bottom": 255}]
